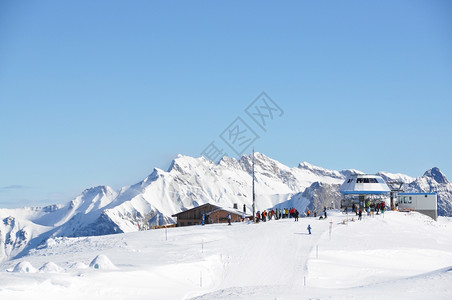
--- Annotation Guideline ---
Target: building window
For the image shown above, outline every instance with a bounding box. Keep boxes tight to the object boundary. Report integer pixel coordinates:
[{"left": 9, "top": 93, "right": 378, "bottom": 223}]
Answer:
[{"left": 356, "top": 178, "right": 378, "bottom": 184}]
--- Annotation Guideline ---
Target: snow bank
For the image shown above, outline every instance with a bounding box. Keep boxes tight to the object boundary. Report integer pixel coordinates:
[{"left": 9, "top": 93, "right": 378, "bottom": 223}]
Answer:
[
  {"left": 39, "top": 262, "right": 62, "bottom": 273},
  {"left": 1, "top": 212, "right": 451, "bottom": 300},
  {"left": 89, "top": 254, "right": 117, "bottom": 270},
  {"left": 12, "top": 261, "right": 37, "bottom": 273}
]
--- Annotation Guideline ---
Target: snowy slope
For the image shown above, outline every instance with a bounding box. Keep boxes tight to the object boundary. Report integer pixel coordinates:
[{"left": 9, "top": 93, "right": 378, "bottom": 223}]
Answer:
[{"left": 0, "top": 211, "right": 451, "bottom": 300}]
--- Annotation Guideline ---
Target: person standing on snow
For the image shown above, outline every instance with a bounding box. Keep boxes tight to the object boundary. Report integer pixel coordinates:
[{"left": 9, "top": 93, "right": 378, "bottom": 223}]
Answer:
[
  {"left": 307, "top": 224, "right": 312, "bottom": 235},
  {"left": 227, "top": 213, "right": 231, "bottom": 225}
]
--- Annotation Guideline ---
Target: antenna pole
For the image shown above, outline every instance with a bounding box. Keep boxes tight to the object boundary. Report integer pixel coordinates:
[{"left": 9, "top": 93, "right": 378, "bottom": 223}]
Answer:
[{"left": 252, "top": 148, "right": 256, "bottom": 223}]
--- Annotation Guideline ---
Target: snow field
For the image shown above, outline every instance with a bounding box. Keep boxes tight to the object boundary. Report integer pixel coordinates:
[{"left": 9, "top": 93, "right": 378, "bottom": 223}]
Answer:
[
  {"left": 307, "top": 212, "right": 452, "bottom": 289},
  {"left": 0, "top": 211, "right": 451, "bottom": 299}
]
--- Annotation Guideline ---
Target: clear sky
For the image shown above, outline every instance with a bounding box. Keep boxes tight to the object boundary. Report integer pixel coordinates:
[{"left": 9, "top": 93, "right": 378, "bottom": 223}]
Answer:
[{"left": 1, "top": 0, "right": 451, "bottom": 208}]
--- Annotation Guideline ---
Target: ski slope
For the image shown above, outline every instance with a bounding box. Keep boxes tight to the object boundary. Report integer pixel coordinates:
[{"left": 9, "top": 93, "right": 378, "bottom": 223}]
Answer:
[{"left": 0, "top": 211, "right": 451, "bottom": 300}]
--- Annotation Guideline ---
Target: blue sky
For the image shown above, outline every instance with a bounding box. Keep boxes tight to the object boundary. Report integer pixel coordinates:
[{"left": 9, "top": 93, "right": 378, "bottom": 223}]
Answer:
[{"left": 1, "top": 0, "right": 451, "bottom": 208}]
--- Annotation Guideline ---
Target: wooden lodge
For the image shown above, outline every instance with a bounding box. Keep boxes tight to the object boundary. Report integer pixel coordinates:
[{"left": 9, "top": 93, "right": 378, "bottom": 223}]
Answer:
[{"left": 172, "top": 203, "right": 249, "bottom": 227}]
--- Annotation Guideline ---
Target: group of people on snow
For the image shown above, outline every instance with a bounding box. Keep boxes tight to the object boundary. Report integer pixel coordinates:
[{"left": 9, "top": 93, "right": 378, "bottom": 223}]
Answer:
[
  {"left": 350, "top": 201, "right": 386, "bottom": 221},
  {"left": 255, "top": 207, "right": 303, "bottom": 222},
  {"left": 252, "top": 206, "right": 330, "bottom": 223},
  {"left": 253, "top": 207, "right": 313, "bottom": 234}
]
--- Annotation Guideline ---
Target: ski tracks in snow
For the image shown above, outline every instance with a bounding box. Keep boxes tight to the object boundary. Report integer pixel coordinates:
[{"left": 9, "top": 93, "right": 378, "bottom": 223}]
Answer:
[{"left": 190, "top": 218, "right": 330, "bottom": 299}]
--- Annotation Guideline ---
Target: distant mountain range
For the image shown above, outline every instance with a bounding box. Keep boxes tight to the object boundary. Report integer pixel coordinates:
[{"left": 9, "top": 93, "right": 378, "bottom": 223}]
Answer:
[{"left": 1, "top": 153, "right": 451, "bottom": 262}]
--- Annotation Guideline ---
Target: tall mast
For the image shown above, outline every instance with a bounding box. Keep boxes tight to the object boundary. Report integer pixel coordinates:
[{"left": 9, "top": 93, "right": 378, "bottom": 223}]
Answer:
[{"left": 252, "top": 148, "right": 255, "bottom": 222}]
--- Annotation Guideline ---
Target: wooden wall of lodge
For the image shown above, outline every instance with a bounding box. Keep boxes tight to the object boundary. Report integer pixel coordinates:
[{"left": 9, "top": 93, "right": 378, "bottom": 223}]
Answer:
[{"left": 176, "top": 205, "right": 243, "bottom": 226}]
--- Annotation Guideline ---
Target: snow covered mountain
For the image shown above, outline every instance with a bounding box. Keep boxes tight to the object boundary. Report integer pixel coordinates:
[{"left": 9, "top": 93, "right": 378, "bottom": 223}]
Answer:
[
  {"left": 1, "top": 153, "right": 451, "bottom": 262},
  {"left": 83, "top": 153, "right": 348, "bottom": 235},
  {"left": 0, "top": 186, "right": 118, "bottom": 262},
  {"left": 406, "top": 167, "right": 452, "bottom": 217}
]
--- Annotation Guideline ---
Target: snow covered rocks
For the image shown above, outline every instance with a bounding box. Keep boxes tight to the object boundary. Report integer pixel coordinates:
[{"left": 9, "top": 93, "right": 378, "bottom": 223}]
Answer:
[{"left": 89, "top": 254, "right": 117, "bottom": 270}]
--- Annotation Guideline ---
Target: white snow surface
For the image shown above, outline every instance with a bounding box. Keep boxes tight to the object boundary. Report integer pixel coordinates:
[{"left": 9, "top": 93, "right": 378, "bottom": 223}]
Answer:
[{"left": 0, "top": 211, "right": 451, "bottom": 300}]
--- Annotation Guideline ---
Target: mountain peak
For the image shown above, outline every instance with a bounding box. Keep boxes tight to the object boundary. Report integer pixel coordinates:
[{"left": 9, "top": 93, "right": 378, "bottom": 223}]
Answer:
[
  {"left": 298, "top": 162, "right": 344, "bottom": 179},
  {"left": 298, "top": 161, "right": 334, "bottom": 172},
  {"left": 298, "top": 161, "right": 316, "bottom": 169},
  {"left": 167, "top": 154, "right": 211, "bottom": 172},
  {"left": 168, "top": 155, "right": 196, "bottom": 172},
  {"left": 82, "top": 186, "right": 112, "bottom": 196},
  {"left": 423, "top": 167, "right": 449, "bottom": 184}
]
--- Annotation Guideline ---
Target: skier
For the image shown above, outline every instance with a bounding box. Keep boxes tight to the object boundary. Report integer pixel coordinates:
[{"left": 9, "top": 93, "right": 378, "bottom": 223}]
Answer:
[
  {"left": 358, "top": 208, "right": 363, "bottom": 220},
  {"left": 307, "top": 224, "right": 312, "bottom": 235},
  {"left": 295, "top": 210, "right": 299, "bottom": 221},
  {"left": 323, "top": 206, "right": 327, "bottom": 219},
  {"left": 227, "top": 213, "right": 231, "bottom": 225}
]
